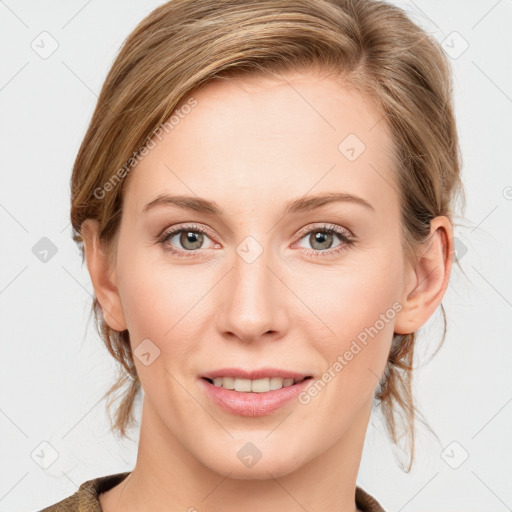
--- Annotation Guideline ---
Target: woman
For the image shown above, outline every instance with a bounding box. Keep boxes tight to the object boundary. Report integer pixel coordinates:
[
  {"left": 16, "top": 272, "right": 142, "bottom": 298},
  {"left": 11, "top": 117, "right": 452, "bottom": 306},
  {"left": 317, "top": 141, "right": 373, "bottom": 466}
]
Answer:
[{"left": 40, "top": 0, "right": 463, "bottom": 510}]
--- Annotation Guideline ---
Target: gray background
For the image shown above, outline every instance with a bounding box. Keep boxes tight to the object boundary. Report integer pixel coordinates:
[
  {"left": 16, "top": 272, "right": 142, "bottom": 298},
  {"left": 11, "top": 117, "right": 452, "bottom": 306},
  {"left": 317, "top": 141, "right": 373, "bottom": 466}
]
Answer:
[{"left": 0, "top": 1, "right": 511, "bottom": 510}]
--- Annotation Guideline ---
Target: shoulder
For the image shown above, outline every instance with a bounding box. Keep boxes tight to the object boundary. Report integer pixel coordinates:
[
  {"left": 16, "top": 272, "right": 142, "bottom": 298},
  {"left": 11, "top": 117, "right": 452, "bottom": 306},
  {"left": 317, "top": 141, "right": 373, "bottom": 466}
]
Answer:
[
  {"left": 356, "top": 485, "right": 387, "bottom": 512},
  {"left": 39, "top": 471, "right": 131, "bottom": 512}
]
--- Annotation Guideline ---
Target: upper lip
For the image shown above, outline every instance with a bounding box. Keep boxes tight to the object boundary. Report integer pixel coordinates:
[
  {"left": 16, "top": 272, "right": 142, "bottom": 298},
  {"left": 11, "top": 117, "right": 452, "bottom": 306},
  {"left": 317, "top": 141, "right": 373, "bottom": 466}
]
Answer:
[{"left": 200, "top": 367, "right": 312, "bottom": 380}]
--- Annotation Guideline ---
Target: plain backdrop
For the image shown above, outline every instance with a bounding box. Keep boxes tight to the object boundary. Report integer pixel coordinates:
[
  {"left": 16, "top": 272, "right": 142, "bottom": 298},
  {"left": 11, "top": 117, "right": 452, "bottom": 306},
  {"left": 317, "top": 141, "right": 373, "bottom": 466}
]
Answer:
[{"left": 0, "top": 1, "right": 511, "bottom": 511}]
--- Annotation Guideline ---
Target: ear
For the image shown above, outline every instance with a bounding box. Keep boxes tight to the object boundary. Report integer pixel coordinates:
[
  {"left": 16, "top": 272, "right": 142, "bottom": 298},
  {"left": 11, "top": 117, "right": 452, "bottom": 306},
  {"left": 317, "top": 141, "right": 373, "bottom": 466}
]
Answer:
[
  {"left": 394, "top": 216, "right": 454, "bottom": 335},
  {"left": 81, "top": 219, "right": 127, "bottom": 332}
]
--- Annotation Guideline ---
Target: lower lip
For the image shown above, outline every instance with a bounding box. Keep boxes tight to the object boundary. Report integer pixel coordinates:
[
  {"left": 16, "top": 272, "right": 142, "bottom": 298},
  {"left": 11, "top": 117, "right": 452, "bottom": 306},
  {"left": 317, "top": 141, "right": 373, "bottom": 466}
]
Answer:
[{"left": 199, "top": 377, "right": 313, "bottom": 416}]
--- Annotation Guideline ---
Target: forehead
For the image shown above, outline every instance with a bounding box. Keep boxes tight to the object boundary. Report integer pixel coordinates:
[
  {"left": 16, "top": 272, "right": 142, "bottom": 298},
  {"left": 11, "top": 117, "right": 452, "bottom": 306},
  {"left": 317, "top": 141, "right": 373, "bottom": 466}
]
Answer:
[{"left": 123, "top": 70, "right": 397, "bottom": 217}]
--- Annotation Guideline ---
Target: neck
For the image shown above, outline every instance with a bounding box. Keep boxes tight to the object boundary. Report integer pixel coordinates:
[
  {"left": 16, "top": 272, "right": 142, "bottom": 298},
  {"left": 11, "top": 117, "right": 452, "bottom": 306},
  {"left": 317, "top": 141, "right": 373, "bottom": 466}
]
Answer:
[{"left": 103, "top": 398, "right": 372, "bottom": 512}]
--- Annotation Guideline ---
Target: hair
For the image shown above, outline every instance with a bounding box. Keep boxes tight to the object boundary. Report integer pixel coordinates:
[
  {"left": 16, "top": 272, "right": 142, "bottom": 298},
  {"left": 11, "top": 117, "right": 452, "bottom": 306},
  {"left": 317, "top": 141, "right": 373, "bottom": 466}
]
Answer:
[{"left": 70, "top": 0, "right": 465, "bottom": 471}]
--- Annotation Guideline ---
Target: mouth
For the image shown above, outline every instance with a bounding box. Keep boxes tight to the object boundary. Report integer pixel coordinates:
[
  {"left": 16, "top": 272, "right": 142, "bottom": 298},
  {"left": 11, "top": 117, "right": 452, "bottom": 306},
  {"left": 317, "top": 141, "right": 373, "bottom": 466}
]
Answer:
[
  {"left": 199, "top": 371, "right": 314, "bottom": 416},
  {"left": 201, "top": 375, "right": 313, "bottom": 393}
]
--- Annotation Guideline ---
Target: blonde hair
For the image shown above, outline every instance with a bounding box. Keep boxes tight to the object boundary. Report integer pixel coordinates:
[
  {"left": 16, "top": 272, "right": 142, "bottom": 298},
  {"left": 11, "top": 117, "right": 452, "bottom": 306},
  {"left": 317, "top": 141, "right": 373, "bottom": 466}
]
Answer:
[{"left": 70, "top": 0, "right": 464, "bottom": 470}]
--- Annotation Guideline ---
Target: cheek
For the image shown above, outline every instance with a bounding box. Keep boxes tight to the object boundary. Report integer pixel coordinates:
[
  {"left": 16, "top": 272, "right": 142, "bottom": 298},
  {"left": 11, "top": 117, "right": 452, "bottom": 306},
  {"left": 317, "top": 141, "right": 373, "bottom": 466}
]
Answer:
[
  {"left": 112, "top": 232, "right": 207, "bottom": 421},
  {"left": 297, "top": 255, "right": 401, "bottom": 345},
  {"left": 115, "top": 258, "right": 204, "bottom": 413},
  {"left": 116, "top": 236, "right": 196, "bottom": 332},
  {"left": 293, "top": 253, "right": 401, "bottom": 403}
]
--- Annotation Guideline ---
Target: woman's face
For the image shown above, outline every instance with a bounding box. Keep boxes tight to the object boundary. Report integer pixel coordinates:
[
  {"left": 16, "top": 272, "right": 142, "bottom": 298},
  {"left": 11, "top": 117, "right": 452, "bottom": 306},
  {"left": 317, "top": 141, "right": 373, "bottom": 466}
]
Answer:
[{"left": 109, "top": 71, "right": 414, "bottom": 477}]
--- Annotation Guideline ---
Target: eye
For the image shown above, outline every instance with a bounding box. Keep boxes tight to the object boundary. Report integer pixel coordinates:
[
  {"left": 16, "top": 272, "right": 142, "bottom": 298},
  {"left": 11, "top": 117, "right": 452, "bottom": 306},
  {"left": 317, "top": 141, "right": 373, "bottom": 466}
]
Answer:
[
  {"left": 294, "top": 224, "right": 355, "bottom": 257},
  {"left": 157, "top": 222, "right": 356, "bottom": 259},
  {"left": 157, "top": 223, "right": 217, "bottom": 257}
]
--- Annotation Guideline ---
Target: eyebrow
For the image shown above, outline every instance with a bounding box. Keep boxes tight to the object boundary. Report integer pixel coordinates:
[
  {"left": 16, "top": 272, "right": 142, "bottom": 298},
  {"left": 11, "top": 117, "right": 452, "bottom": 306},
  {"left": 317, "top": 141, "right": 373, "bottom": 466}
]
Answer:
[{"left": 142, "top": 192, "right": 375, "bottom": 216}]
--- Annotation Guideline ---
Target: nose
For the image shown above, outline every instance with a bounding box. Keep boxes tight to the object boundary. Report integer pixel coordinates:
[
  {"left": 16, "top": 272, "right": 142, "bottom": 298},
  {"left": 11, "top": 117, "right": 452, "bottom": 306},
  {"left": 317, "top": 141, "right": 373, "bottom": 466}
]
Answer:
[{"left": 217, "top": 245, "right": 288, "bottom": 344}]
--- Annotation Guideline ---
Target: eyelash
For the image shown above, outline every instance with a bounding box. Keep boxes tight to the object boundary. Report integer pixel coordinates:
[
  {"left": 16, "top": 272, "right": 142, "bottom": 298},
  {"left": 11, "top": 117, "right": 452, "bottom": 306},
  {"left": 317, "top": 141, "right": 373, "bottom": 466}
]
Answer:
[{"left": 157, "top": 223, "right": 356, "bottom": 259}]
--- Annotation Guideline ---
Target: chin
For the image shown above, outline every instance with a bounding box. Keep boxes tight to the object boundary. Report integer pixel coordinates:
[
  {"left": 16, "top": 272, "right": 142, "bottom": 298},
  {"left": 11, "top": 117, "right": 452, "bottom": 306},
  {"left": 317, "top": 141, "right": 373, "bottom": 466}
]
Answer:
[{"left": 197, "top": 437, "right": 312, "bottom": 480}]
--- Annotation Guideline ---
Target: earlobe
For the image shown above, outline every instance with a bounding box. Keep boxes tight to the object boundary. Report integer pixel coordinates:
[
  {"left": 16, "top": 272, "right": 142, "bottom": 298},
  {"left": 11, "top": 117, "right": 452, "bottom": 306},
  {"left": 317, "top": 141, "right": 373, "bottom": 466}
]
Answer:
[
  {"left": 81, "top": 219, "right": 127, "bottom": 332},
  {"left": 394, "top": 216, "right": 454, "bottom": 335}
]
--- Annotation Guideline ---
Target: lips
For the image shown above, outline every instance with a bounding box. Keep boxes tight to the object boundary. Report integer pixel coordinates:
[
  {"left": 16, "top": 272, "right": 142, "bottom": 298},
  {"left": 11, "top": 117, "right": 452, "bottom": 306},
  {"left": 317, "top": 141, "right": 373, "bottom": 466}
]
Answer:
[
  {"left": 198, "top": 367, "right": 315, "bottom": 416},
  {"left": 199, "top": 376, "right": 313, "bottom": 416},
  {"left": 200, "top": 367, "right": 312, "bottom": 381}
]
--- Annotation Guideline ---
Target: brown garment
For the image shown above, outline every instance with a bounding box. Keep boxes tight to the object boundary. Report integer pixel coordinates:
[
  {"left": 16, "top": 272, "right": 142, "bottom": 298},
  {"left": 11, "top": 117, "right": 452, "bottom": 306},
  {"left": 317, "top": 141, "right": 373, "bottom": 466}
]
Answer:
[{"left": 39, "top": 471, "right": 386, "bottom": 511}]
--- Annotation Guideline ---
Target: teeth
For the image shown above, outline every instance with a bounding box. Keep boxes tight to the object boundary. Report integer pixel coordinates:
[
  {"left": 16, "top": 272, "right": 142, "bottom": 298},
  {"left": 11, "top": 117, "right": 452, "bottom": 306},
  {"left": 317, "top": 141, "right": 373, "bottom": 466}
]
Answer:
[
  {"left": 221, "top": 377, "right": 235, "bottom": 389},
  {"left": 270, "top": 377, "right": 284, "bottom": 390},
  {"left": 235, "top": 378, "right": 252, "bottom": 392},
  {"left": 210, "top": 376, "right": 304, "bottom": 392}
]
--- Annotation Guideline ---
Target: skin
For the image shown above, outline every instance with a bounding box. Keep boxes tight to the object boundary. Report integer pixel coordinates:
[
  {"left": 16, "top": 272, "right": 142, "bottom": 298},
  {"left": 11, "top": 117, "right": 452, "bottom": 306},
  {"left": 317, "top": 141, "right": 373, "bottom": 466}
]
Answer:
[{"left": 81, "top": 70, "right": 453, "bottom": 512}]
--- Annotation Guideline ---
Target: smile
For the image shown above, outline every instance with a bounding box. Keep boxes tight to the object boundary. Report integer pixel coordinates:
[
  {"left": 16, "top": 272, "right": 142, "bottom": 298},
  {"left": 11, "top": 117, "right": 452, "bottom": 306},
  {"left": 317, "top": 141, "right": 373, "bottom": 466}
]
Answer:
[
  {"left": 199, "top": 375, "right": 314, "bottom": 416},
  {"left": 203, "top": 376, "right": 312, "bottom": 393}
]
